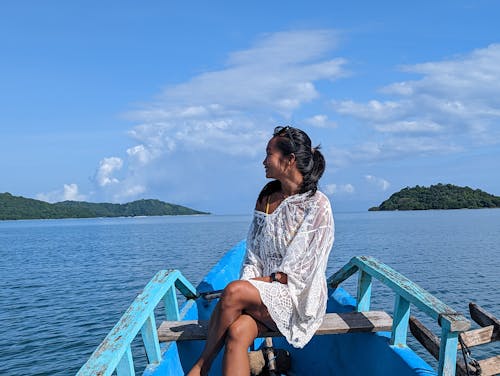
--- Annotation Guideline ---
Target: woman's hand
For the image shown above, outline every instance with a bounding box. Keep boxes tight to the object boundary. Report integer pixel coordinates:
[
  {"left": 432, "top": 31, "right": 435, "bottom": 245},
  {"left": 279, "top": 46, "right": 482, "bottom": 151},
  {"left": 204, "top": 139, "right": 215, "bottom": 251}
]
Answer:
[{"left": 251, "top": 272, "right": 288, "bottom": 284}]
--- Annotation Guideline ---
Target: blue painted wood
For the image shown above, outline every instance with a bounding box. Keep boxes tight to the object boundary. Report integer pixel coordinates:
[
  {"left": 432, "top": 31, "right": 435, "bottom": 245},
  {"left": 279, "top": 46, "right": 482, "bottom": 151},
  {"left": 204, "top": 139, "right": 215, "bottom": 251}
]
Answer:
[
  {"left": 165, "top": 286, "right": 180, "bottom": 321},
  {"left": 175, "top": 273, "right": 198, "bottom": 299},
  {"left": 329, "top": 255, "right": 470, "bottom": 376},
  {"left": 327, "top": 262, "right": 358, "bottom": 288},
  {"left": 391, "top": 294, "right": 411, "bottom": 346},
  {"left": 116, "top": 346, "right": 135, "bottom": 376},
  {"left": 350, "top": 256, "right": 469, "bottom": 332},
  {"left": 438, "top": 320, "right": 459, "bottom": 376},
  {"left": 141, "top": 313, "right": 162, "bottom": 364},
  {"left": 77, "top": 269, "right": 197, "bottom": 376},
  {"left": 356, "top": 271, "right": 372, "bottom": 312}
]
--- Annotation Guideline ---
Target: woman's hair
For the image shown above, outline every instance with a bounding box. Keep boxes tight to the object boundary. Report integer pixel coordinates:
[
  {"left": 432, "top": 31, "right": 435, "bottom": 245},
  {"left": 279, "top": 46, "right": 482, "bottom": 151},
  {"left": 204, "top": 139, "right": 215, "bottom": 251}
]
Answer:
[{"left": 258, "top": 126, "right": 326, "bottom": 201}]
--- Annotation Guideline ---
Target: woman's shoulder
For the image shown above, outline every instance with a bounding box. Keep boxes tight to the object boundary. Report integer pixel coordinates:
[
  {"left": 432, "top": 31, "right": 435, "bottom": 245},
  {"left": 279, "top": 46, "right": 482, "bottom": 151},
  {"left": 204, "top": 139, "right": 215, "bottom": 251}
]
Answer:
[
  {"left": 300, "top": 190, "right": 332, "bottom": 216},
  {"left": 315, "top": 190, "right": 331, "bottom": 204},
  {"left": 294, "top": 190, "right": 330, "bottom": 205},
  {"left": 255, "top": 180, "right": 281, "bottom": 211}
]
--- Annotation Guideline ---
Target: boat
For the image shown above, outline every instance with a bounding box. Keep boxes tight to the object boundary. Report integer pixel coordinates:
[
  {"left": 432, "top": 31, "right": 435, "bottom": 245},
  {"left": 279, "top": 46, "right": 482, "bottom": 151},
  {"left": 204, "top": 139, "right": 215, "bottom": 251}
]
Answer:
[{"left": 77, "top": 240, "right": 474, "bottom": 376}]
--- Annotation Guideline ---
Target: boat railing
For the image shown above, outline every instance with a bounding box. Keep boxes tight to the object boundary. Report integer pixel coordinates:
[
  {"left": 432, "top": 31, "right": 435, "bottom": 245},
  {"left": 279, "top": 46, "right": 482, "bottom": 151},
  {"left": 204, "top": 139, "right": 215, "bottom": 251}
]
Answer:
[
  {"left": 327, "top": 256, "right": 470, "bottom": 376},
  {"left": 77, "top": 269, "right": 197, "bottom": 376}
]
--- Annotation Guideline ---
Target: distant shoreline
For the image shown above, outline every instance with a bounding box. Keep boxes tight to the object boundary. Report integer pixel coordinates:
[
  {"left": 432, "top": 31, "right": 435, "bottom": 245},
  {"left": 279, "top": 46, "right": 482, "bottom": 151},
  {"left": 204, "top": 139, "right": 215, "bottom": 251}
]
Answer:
[
  {"left": 368, "top": 183, "right": 500, "bottom": 211},
  {"left": 0, "top": 192, "right": 210, "bottom": 221},
  {"left": 368, "top": 207, "right": 500, "bottom": 212},
  {"left": 0, "top": 213, "right": 214, "bottom": 222}
]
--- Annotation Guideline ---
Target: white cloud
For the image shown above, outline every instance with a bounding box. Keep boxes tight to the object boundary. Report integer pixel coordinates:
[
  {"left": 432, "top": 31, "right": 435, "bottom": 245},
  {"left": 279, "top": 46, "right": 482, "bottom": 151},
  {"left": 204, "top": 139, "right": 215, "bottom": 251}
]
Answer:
[
  {"left": 365, "top": 175, "right": 390, "bottom": 191},
  {"left": 374, "top": 120, "right": 443, "bottom": 134},
  {"left": 112, "top": 183, "right": 146, "bottom": 202},
  {"left": 328, "top": 135, "right": 462, "bottom": 169},
  {"left": 324, "top": 183, "right": 355, "bottom": 195},
  {"left": 92, "top": 157, "right": 148, "bottom": 202},
  {"left": 332, "top": 44, "right": 500, "bottom": 162},
  {"left": 36, "top": 183, "right": 86, "bottom": 203},
  {"left": 125, "top": 29, "right": 346, "bottom": 156},
  {"left": 126, "top": 144, "right": 159, "bottom": 165},
  {"left": 92, "top": 29, "right": 346, "bottom": 202},
  {"left": 62, "top": 183, "right": 85, "bottom": 201},
  {"left": 149, "top": 30, "right": 345, "bottom": 117},
  {"left": 95, "top": 157, "right": 123, "bottom": 187},
  {"left": 304, "top": 114, "right": 337, "bottom": 128},
  {"left": 333, "top": 99, "right": 405, "bottom": 122}
]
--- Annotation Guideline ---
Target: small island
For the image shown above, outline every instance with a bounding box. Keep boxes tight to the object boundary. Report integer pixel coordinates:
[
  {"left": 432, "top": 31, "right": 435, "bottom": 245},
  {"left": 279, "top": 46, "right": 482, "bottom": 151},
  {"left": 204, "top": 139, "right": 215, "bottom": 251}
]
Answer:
[
  {"left": 0, "top": 192, "right": 209, "bottom": 220},
  {"left": 369, "top": 183, "right": 500, "bottom": 211}
]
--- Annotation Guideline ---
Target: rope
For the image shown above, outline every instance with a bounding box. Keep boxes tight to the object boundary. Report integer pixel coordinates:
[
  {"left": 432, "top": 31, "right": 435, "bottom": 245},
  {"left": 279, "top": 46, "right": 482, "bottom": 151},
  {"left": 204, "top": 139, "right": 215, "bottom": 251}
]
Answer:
[
  {"left": 438, "top": 311, "right": 481, "bottom": 375},
  {"left": 458, "top": 333, "right": 482, "bottom": 376}
]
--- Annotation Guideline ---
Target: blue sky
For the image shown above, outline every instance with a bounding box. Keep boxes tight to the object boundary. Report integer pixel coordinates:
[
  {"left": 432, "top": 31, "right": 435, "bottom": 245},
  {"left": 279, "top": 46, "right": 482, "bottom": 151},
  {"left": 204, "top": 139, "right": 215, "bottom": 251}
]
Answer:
[{"left": 1, "top": 1, "right": 499, "bottom": 214}]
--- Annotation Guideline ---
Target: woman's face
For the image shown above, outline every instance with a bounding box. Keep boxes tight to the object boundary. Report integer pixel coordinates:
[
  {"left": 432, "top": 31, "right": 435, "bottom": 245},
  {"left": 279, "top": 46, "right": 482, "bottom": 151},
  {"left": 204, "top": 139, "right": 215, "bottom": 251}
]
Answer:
[{"left": 263, "top": 137, "right": 288, "bottom": 179}]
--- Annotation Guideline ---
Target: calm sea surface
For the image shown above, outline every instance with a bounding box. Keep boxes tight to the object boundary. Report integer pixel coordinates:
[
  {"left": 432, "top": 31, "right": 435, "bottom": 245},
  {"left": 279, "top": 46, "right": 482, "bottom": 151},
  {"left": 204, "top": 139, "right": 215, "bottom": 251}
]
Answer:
[{"left": 0, "top": 210, "right": 499, "bottom": 375}]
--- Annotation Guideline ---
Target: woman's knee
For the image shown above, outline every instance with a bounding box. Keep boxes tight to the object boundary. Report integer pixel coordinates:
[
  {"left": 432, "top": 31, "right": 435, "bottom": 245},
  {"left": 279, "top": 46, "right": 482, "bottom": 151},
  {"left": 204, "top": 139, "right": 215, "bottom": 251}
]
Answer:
[
  {"left": 221, "top": 280, "right": 247, "bottom": 308},
  {"left": 226, "top": 315, "right": 258, "bottom": 347}
]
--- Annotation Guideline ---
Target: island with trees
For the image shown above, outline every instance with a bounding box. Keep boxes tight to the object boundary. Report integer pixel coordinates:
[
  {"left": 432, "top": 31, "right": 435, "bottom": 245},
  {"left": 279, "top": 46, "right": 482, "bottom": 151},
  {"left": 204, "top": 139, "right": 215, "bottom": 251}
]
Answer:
[
  {"left": 368, "top": 184, "right": 500, "bottom": 211},
  {"left": 0, "top": 192, "right": 209, "bottom": 220}
]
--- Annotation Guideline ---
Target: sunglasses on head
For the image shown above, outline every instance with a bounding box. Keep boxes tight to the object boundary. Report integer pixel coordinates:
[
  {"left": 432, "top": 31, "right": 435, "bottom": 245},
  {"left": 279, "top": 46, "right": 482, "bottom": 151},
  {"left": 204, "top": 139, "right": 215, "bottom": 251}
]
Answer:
[{"left": 273, "top": 126, "right": 297, "bottom": 151}]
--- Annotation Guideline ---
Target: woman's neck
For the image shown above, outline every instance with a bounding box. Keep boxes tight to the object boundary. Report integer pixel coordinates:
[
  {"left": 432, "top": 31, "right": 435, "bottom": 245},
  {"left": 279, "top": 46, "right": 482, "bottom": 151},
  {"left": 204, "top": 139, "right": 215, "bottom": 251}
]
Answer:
[{"left": 279, "top": 173, "right": 303, "bottom": 197}]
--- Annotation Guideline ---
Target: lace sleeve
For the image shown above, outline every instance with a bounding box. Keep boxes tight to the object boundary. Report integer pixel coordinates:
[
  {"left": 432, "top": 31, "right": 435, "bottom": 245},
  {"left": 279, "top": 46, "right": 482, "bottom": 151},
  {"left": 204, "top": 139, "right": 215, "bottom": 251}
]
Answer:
[
  {"left": 278, "top": 195, "right": 334, "bottom": 316},
  {"left": 240, "top": 220, "right": 263, "bottom": 280},
  {"left": 240, "top": 247, "right": 263, "bottom": 280}
]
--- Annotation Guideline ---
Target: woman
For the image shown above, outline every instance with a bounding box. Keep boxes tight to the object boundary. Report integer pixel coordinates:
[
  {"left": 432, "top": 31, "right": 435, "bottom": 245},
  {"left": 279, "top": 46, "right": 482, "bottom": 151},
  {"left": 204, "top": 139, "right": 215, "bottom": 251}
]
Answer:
[{"left": 188, "top": 126, "right": 334, "bottom": 376}]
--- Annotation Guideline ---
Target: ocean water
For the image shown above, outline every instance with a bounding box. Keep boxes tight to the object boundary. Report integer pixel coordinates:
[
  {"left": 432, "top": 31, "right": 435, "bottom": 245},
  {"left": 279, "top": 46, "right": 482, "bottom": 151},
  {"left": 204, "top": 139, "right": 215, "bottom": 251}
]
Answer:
[{"left": 0, "top": 209, "right": 498, "bottom": 375}]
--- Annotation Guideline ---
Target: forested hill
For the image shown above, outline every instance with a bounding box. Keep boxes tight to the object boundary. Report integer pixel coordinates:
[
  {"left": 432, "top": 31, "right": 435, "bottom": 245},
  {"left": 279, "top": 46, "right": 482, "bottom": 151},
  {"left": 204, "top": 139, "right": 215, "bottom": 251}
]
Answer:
[
  {"left": 0, "top": 192, "right": 209, "bottom": 220},
  {"left": 369, "top": 184, "right": 500, "bottom": 211}
]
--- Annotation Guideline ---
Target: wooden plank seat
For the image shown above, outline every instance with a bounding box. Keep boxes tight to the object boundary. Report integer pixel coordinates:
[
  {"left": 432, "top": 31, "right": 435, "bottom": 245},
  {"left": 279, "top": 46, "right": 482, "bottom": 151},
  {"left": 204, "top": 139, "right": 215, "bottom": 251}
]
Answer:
[{"left": 158, "top": 311, "right": 392, "bottom": 342}]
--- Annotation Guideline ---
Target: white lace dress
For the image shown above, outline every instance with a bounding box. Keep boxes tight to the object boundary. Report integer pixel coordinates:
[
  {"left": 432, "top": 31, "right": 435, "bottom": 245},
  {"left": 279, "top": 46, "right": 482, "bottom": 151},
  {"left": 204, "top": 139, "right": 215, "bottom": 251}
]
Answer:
[{"left": 240, "top": 190, "right": 334, "bottom": 348}]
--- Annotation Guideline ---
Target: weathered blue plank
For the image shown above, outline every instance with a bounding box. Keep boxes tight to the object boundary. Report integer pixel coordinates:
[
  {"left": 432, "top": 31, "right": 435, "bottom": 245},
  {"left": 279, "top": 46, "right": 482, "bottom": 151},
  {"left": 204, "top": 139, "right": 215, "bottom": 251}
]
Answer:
[
  {"left": 356, "top": 271, "right": 372, "bottom": 312},
  {"left": 391, "top": 294, "right": 411, "bottom": 346},
  {"left": 116, "top": 346, "right": 135, "bottom": 376},
  {"left": 141, "top": 313, "right": 162, "bottom": 364},
  {"left": 77, "top": 269, "right": 197, "bottom": 376},
  {"left": 175, "top": 273, "right": 198, "bottom": 299},
  {"left": 327, "top": 262, "right": 358, "bottom": 289},
  {"left": 438, "top": 320, "right": 459, "bottom": 376},
  {"left": 165, "top": 286, "right": 180, "bottom": 321}
]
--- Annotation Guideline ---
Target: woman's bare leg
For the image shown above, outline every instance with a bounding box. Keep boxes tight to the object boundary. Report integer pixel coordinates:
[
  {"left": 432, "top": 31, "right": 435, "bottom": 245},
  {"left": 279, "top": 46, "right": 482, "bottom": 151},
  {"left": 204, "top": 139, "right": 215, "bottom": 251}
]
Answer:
[
  {"left": 223, "top": 314, "right": 259, "bottom": 376},
  {"left": 187, "top": 280, "right": 276, "bottom": 376},
  {"left": 186, "top": 302, "right": 225, "bottom": 375}
]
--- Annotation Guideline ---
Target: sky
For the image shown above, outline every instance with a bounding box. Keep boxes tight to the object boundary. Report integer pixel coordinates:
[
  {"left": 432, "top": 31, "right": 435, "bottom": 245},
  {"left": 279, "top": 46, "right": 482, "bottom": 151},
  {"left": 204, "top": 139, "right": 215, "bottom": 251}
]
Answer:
[{"left": 1, "top": 1, "right": 499, "bottom": 214}]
